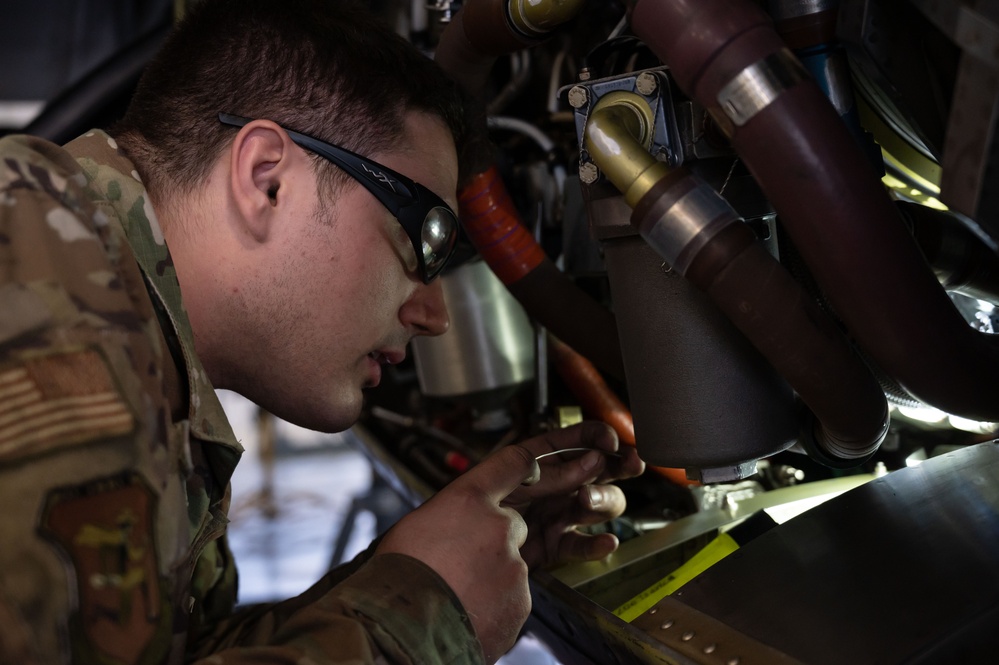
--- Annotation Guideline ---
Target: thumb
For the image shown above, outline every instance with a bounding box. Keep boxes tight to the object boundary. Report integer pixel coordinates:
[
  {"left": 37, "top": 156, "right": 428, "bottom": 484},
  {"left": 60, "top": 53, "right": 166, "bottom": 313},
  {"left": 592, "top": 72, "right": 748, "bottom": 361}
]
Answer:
[{"left": 456, "top": 444, "right": 541, "bottom": 504}]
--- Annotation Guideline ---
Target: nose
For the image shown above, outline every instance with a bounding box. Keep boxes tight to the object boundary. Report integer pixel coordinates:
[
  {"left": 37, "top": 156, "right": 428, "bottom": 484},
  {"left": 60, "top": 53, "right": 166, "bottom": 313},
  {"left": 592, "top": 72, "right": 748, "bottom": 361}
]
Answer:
[{"left": 400, "top": 277, "right": 450, "bottom": 336}]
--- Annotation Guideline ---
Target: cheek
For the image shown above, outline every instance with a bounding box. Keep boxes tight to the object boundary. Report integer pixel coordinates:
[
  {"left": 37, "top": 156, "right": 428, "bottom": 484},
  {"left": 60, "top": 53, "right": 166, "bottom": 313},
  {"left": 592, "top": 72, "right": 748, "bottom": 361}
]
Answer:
[{"left": 388, "top": 220, "right": 420, "bottom": 275}]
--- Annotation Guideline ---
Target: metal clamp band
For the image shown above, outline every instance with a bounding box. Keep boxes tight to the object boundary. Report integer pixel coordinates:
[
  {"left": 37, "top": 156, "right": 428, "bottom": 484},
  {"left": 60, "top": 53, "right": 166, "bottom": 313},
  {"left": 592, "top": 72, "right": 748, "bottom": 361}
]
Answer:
[
  {"left": 640, "top": 184, "right": 738, "bottom": 274},
  {"left": 767, "top": 0, "right": 839, "bottom": 21},
  {"left": 716, "top": 48, "right": 810, "bottom": 127}
]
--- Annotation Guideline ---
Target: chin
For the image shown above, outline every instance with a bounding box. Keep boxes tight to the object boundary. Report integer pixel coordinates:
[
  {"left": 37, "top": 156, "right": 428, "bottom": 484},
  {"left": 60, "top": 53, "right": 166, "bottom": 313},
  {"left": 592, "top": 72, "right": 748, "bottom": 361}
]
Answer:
[{"left": 254, "top": 386, "right": 364, "bottom": 434}]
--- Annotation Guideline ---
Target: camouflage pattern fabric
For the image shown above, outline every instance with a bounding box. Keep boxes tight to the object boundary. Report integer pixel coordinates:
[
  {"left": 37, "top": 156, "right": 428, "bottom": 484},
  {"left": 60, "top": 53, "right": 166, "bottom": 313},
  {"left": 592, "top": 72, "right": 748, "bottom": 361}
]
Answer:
[{"left": 0, "top": 131, "right": 483, "bottom": 665}]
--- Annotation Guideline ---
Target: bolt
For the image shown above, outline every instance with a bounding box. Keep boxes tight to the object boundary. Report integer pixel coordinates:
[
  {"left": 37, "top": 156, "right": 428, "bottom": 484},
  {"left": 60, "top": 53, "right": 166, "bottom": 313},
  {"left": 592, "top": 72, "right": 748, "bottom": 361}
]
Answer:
[
  {"left": 578, "top": 66, "right": 592, "bottom": 81},
  {"left": 567, "top": 86, "right": 589, "bottom": 109},
  {"left": 578, "top": 161, "right": 599, "bottom": 184},
  {"left": 636, "top": 72, "right": 658, "bottom": 96}
]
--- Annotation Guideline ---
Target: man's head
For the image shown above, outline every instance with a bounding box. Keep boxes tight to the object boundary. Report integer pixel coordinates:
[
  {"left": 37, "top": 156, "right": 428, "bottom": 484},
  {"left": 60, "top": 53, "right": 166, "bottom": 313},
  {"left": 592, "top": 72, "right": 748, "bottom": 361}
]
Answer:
[
  {"left": 114, "top": 0, "right": 466, "bottom": 432},
  {"left": 114, "top": 0, "right": 465, "bottom": 208}
]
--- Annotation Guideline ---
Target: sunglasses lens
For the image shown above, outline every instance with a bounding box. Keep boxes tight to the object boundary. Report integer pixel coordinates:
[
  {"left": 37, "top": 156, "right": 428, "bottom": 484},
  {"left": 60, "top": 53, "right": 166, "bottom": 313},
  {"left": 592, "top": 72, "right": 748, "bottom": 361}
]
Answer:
[{"left": 421, "top": 207, "right": 458, "bottom": 279}]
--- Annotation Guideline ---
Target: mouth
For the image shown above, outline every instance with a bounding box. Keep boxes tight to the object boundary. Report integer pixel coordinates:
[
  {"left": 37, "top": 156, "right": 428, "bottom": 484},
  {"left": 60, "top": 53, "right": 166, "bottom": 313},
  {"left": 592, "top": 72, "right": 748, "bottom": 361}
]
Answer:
[{"left": 367, "top": 349, "right": 406, "bottom": 366}]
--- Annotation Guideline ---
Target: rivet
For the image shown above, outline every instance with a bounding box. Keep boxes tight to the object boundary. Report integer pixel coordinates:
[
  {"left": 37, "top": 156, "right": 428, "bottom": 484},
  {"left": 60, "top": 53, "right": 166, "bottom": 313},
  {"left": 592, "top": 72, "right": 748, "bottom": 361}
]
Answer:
[
  {"left": 650, "top": 608, "right": 658, "bottom": 615},
  {"left": 661, "top": 619, "right": 674, "bottom": 630},
  {"left": 727, "top": 658, "right": 741, "bottom": 665},
  {"left": 681, "top": 631, "right": 695, "bottom": 641},
  {"left": 704, "top": 644, "right": 717, "bottom": 654}
]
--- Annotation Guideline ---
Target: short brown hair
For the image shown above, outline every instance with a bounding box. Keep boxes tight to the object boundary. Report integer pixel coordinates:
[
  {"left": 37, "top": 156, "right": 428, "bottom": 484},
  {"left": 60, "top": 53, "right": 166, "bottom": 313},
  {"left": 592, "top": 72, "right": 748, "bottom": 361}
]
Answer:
[{"left": 114, "top": 0, "right": 466, "bottom": 203}]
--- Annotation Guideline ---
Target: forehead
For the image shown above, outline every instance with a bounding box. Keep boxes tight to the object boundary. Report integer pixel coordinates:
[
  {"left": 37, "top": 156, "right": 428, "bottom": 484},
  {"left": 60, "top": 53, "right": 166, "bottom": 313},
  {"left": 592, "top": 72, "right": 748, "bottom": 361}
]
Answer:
[{"left": 375, "top": 111, "right": 459, "bottom": 211}]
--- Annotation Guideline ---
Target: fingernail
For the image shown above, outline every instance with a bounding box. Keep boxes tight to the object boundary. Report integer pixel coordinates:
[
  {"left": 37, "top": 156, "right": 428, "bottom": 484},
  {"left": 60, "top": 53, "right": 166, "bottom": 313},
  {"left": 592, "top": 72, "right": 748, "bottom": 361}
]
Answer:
[
  {"left": 524, "top": 461, "right": 541, "bottom": 485},
  {"left": 580, "top": 451, "right": 602, "bottom": 472},
  {"left": 586, "top": 485, "right": 603, "bottom": 509}
]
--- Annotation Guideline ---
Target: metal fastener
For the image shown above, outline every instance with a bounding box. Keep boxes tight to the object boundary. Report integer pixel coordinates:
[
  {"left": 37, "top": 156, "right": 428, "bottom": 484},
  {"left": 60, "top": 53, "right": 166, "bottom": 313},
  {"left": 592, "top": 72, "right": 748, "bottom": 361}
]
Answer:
[
  {"left": 650, "top": 608, "right": 657, "bottom": 615},
  {"left": 681, "top": 631, "right": 695, "bottom": 641},
  {"left": 568, "top": 86, "right": 589, "bottom": 108},
  {"left": 636, "top": 72, "right": 658, "bottom": 96},
  {"left": 661, "top": 619, "right": 674, "bottom": 630},
  {"left": 579, "top": 67, "right": 592, "bottom": 81},
  {"left": 704, "top": 644, "right": 717, "bottom": 654},
  {"left": 727, "top": 658, "right": 741, "bottom": 665},
  {"left": 578, "top": 161, "right": 599, "bottom": 184}
]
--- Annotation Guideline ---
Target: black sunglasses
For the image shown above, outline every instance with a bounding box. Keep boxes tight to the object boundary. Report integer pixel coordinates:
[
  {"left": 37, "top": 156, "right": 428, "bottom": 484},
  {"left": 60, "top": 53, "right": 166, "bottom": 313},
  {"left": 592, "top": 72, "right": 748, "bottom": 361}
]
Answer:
[{"left": 218, "top": 112, "right": 458, "bottom": 283}]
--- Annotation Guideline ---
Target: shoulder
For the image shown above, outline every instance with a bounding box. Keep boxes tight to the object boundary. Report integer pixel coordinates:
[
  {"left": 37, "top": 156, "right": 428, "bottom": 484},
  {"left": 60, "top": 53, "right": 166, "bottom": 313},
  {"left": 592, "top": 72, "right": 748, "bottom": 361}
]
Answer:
[{"left": 0, "top": 134, "right": 88, "bottom": 199}]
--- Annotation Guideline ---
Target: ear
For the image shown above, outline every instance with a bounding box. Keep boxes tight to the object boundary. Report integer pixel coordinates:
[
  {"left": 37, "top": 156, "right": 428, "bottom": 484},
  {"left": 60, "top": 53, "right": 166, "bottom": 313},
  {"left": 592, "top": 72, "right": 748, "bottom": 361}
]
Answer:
[{"left": 228, "top": 120, "right": 300, "bottom": 243}]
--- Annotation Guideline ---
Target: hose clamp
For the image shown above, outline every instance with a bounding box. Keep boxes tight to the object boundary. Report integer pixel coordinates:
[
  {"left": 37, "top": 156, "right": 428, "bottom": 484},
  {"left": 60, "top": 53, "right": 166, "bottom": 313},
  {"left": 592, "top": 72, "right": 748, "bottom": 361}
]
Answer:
[
  {"left": 716, "top": 48, "right": 810, "bottom": 127},
  {"left": 640, "top": 183, "right": 738, "bottom": 275}
]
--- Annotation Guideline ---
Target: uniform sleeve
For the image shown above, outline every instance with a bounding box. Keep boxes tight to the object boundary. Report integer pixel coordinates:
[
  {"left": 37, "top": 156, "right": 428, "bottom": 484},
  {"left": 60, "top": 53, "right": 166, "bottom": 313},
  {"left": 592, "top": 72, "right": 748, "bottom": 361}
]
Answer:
[
  {"left": 0, "top": 137, "right": 179, "bottom": 664},
  {"left": 0, "top": 136, "right": 486, "bottom": 665},
  {"left": 190, "top": 550, "right": 485, "bottom": 665}
]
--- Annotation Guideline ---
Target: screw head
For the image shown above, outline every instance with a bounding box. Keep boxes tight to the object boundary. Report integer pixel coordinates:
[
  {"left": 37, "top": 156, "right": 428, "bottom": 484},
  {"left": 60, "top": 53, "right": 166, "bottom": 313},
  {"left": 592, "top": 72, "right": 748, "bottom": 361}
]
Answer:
[
  {"left": 568, "top": 86, "right": 589, "bottom": 109},
  {"left": 578, "top": 161, "right": 599, "bottom": 184},
  {"left": 636, "top": 72, "right": 658, "bottom": 96}
]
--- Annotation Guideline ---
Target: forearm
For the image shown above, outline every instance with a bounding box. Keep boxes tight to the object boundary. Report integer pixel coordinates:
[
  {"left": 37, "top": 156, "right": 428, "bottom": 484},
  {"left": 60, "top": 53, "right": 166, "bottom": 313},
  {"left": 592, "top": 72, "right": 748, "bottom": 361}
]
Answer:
[{"left": 188, "top": 553, "right": 484, "bottom": 665}]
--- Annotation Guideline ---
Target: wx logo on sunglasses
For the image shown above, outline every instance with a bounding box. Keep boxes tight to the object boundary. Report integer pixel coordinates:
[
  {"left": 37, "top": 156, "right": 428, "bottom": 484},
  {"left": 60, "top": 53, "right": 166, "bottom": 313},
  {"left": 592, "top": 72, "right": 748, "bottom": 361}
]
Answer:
[{"left": 361, "top": 163, "right": 398, "bottom": 193}]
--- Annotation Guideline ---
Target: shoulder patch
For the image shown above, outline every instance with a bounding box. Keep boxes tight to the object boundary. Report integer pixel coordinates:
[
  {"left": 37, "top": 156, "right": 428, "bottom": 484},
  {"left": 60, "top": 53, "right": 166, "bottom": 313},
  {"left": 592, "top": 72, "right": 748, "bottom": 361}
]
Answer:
[
  {"left": 39, "top": 473, "right": 171, "bottom": 664},
  {"left": 0, "top": 349, "right": 134, "bottom": 463}
]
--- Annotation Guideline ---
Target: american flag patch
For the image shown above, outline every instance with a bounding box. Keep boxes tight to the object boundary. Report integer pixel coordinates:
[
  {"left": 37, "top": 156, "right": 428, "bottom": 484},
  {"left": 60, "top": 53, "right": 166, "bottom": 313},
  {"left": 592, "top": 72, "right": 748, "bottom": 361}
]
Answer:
[{"left": 0, "top": 349, "right": 134, "bottom": 463}]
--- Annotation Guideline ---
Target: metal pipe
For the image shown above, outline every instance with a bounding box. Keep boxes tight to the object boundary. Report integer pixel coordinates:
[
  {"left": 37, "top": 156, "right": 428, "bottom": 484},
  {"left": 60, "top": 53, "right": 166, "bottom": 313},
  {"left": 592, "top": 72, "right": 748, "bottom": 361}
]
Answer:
[
  {"left": 458, "top": 166, "right": 626, "bottom": 379},
  {"left": 584, "top": 92, "right": 889, "bottom": 463},
  {"left": 547, "top": 335, "right": 694, "bottom": 486},
  {"left": 509, "top": 0, "right": 585, "bottom": 38},
  {"left": 629, "top": 0, "right": 999, "bottom": 421},
  {"left": 437, "top": 0, "right": 625, "bottom": 380},
  {"left": 583, "top": 98, "right": 670, "bottom": 208},
  {"left": 436, "top": 0, "right": 585, "bottom": 97},
  {"left": 900, "top": 201, "right": 999, "bottom": 303}
]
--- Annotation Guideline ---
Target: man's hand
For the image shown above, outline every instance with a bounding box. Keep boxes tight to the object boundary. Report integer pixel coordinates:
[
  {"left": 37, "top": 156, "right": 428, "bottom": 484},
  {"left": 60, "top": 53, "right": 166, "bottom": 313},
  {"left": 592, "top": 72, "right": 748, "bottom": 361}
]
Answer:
[
  {"left": 374, "top": 443, "right": 542, "bottom": 663},
  {"left": 374, "top": 421, "right": 644, "bottom": 662},
  {"left": 502, "top": 421, "right": 645, "bottom": 569}
]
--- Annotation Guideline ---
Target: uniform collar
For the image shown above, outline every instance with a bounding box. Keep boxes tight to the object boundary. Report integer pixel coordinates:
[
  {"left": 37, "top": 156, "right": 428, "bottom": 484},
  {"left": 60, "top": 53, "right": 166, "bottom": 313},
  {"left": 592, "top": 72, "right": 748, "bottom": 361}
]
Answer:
[{"left": 65, "top": 130, "right": 241, "bottom": 454}]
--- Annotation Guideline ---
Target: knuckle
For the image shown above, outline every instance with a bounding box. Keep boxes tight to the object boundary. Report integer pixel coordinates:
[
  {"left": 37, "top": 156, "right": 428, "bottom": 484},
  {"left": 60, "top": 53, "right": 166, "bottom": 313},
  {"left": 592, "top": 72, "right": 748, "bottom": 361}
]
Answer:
[{"left": 505, "top": 443, "right": 535, "bottom": 468}]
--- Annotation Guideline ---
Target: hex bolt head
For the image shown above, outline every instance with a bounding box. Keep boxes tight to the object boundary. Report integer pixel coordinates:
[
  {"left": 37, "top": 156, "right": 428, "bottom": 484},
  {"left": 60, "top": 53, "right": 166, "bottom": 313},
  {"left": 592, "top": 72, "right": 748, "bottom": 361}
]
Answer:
[
  {"left": 636, "top": 72, "right": 658, "bottom": 96},
  {"left": 578, "top": 161, "right": 599, "bottom": 184},
  {"left": 568, "top": 86, "right": 589, "bottom": 109}
]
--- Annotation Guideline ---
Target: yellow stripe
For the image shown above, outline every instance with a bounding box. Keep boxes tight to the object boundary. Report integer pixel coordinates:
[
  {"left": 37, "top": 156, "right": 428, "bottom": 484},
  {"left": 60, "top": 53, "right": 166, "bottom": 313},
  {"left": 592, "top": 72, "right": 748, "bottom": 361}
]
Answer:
[
  {"left": 0, "top": 391, "right": 118, "bottom": 429},
  {"left": 0, "top": 411, "right": 133, "bottom": 456},
  {"left": 613, "top": 533, "right": 740, "bottom": 623},
  {"left": 0, "top": 396, "right": 126, "bottom": 443}
]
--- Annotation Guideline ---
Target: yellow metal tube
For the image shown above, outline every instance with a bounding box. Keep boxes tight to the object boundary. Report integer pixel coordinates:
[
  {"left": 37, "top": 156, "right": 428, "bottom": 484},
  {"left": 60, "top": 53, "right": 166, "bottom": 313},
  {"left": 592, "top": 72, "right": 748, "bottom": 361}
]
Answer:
[
  {"left": 583, "top": 93, "right": 671, "bottom": 208},
  {"left": 509, "top": 0, "right": 586, "bottom": 36}
]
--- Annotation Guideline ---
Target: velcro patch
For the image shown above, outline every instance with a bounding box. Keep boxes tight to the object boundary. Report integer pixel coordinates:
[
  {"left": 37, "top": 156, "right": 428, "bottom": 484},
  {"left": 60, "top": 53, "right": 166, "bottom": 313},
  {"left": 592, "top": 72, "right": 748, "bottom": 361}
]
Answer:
[
  {"left": 40, "top": 474, "right": 169, "bottom": 664},
  {"left": 0, "top": 349, "right": 134, "bottom": 463}
]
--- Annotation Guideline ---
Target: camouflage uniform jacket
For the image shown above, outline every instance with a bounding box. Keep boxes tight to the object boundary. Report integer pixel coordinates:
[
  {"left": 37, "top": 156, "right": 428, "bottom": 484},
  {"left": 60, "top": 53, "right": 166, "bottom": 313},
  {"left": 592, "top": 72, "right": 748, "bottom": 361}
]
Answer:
[{"left": 0, "top": 131, "right": 483, "bottom": 665}]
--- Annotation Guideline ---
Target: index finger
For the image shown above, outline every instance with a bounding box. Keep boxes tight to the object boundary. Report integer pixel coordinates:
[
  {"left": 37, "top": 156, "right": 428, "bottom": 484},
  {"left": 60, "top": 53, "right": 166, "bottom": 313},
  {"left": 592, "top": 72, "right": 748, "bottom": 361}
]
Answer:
[
  {"left": 523, "top": 421, "right": 619, "bottom": 459},
  {"left": 452, "top": 444, "right": 541, "bottom": 504}
]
